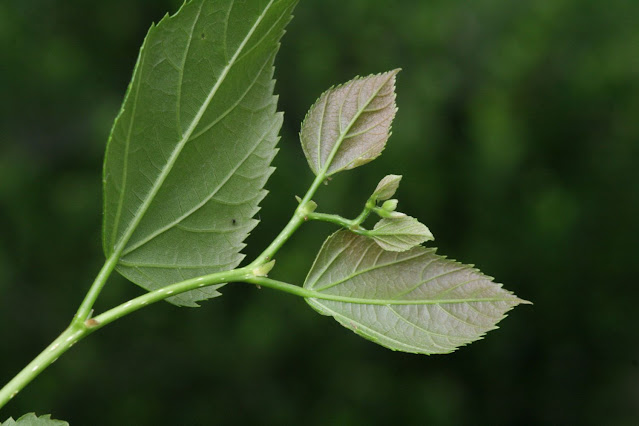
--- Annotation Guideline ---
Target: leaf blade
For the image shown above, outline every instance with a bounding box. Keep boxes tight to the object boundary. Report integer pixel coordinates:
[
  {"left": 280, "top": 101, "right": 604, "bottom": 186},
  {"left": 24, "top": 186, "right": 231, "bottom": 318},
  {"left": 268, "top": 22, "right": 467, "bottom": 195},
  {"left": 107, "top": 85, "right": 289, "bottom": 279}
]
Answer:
[
  {"left": 102, "top": 0, "right": 297, "bottom": 306},
  {"left": 1, "top": 413, "right": 68, "bottom": 426},
  {"left": 369, "top": 216, "right": 434, "bottom": 252},
  {"left": 304, "top": 231, "right": 527, "bottom": 354},
  {"left": 300, "top": 70, "right": 399, "bottom": 176}
]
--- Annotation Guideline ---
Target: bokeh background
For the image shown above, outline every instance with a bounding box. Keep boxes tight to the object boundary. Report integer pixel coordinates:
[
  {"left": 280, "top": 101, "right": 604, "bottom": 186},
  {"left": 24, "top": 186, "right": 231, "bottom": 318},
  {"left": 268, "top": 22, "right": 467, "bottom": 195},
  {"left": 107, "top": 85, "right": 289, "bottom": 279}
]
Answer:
[{"left": 1, "top": 0, "right": 638, "bottom": 424}]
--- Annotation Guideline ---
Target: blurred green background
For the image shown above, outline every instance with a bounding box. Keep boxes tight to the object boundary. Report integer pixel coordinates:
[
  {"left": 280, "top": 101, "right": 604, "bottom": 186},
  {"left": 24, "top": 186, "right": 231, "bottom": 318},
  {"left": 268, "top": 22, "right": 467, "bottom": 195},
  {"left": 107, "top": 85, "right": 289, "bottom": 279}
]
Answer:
[{"left": 1, "top": 0, "right": 638, "bottom": 424}]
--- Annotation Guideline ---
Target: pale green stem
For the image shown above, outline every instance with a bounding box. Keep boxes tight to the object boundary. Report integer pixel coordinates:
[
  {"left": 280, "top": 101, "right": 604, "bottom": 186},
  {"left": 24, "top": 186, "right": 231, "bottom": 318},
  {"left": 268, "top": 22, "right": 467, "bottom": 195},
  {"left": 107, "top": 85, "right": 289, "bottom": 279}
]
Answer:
[
  {"left": 306, "top": 212, "right": 354, "bottom": 228},
  {"left": 305, "top": 212, "right": 370, "bottom": 236},
  {"left": 91, "top": 267, "right": 253, "bottom": 329},
  {"left": 248, "top": 171, "right": 326, "bottom": 267},
  {"left": 351, "top": 200, "right": 374, "bottom": 226},
  {"left": 1, "top": 252, "right": 122, "bottom": 408},
  {"left": 0, "top": 326, "right": 84, "bottom": 409},
  {"left": 305, "top": 194, "right": 377, "bottom": 234},
  {"left": 0, "top": 267, "right": 253, "bottom": 410},
  {"left": 72, "top": 253, "right": 119, "bottom": 324}
]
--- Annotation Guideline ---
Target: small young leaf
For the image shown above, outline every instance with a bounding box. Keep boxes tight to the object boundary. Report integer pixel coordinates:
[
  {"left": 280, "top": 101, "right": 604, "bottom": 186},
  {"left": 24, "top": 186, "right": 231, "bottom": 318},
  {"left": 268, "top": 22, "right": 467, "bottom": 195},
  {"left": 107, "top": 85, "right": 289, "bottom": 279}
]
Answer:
[
  {"left": 304, "top": 231, "right": 527, "bottom": 354},
  {"left": 1, "top": 413, "right": 68, "bottom": 426},
  {"left": 380, "top": 199, "right": 398, "bottom": 212},
  {"left": 102, "top": 0, "right": 297, "bottom": 306},
  {"left": 372, "top": 174, "right": 402, "bottom": 201},
  {"left": 300, "top": 70, "right": 399, "bottom": 177},
  {"left": 369, "top": 216, "right": 434, "bottom": 252}
]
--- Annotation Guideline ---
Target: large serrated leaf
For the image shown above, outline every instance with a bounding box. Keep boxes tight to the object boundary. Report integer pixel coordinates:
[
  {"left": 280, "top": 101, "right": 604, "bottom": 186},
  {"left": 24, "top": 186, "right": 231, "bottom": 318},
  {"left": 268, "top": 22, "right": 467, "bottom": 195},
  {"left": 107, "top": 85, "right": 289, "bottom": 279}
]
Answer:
[
  {"left": 300, "top": 70, "right": 399, "bottom": 177},
  {"left": 304, "top": 231, "right": 528, "bottom": 354},
  {"left": 102, "top": 0, "right": 297, "bottom": 306},
  {"left": 1, "top": 413, "right": 68, "bottom": 426}
]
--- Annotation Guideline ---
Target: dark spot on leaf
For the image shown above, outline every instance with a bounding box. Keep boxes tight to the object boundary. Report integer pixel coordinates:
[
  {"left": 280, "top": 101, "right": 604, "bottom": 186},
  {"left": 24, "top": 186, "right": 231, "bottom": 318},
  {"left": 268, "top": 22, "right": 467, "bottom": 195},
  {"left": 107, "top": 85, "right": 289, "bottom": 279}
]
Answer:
[
  {"left": 232, "top": 219, "right": 237, "bottom": 225},
  {"left": 201, "top": 33, "right": 206, "bottom": 39}
]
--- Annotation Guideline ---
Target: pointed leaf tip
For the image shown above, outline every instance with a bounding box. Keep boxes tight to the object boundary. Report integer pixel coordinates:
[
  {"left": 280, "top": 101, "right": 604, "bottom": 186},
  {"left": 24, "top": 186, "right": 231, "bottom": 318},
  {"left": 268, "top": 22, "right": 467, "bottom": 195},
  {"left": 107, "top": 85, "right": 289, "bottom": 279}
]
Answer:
[{"left": 300, "top": 70, "right": 400, "bottom": 177}]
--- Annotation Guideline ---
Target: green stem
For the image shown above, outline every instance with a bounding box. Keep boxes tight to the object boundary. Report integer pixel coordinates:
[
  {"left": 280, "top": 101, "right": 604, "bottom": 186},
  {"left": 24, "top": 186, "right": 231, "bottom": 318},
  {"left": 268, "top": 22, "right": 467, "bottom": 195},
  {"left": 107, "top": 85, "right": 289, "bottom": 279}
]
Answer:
[
  {"left": 72, "top": 254, "right": 119, "bottom": 324},
  {"left": 249, "top": 172, "right": 326, "bottom": 267},
  {"left": 92, "top": 267, "right": 252, "bottom": 329},
  {"left": 351, "top": 200, "right": 374, "bottom": 226},
  {"left": 305, "top": 195, "right": 376, "bottom": 234},
  {"left": 0, "top": 267, "right": 253, "bottom": 411},
  {"left": 0, "top": 326, "right": 85, "bottom": 409},
  {"left": 305, "top": 212, "right": 372, "bottom": 238},
  {"left": 306, "top": 212, "right": 355, "bottom": 228},
  {"left": 1, "top": 253, "right": 121, "bottom": 408}
]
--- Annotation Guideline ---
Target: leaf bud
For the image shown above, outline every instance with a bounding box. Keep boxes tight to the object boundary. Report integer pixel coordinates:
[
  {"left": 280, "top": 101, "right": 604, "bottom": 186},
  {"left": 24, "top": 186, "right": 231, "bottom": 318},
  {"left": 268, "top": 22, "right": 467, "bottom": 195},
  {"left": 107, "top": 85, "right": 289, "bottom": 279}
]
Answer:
[
  {"left": 372, "top": 174, "right": 402, "bottom": 201},
  {"left": 298, "top": 200, "right": 318, "bottom": 216},
  {"left": 252, "top": 259, "right": 276, "bottom": 277}
]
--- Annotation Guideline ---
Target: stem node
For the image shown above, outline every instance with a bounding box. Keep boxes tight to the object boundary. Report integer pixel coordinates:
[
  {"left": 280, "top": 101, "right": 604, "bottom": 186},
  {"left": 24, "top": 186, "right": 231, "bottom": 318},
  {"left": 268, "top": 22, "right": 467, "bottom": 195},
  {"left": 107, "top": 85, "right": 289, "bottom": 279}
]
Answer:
[{"left": 85, "top": 319, "right": 100, "bottom": 328}]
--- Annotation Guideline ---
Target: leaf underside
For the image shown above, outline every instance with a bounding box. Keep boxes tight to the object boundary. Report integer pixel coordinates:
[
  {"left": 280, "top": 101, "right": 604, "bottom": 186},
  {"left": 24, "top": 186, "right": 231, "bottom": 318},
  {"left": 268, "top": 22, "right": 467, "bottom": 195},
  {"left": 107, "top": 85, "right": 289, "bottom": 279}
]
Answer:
[
  {"left": 370, "top": 216, "right": 433, "bottom": 252},
  {"left": 304, "top": 231, "right": 527, "bottom": 354},
  {"left": 102, "top": 0, "right": 297, "bottom": 306},
  {"left": 300, "top": 70, "right": 399, "bottom": 177},
  {"left": 1, "top": 413, "right": 69, "bottom": 426}
]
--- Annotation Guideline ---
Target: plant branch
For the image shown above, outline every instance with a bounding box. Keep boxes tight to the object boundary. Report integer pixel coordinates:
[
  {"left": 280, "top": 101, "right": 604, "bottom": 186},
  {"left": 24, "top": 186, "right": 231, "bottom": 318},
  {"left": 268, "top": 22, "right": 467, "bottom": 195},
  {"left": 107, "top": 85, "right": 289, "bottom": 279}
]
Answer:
[
  {"left": 248, "top": 171, "right": 326, "bottom": 267},
  {"left": 92, "top": 267, "right": 253, "bottom": 329},
  {"left": 351, "top": 199, "right": 375, "bottom": 226},
  {"left": 0, "top": 326, "right": 85, "bottom": 410},
  {"left": 0, "top": 266, "right": 256, "bottom": 411},
  {"left": 305, "top": 194, "right": 376, "bottom": 233}
]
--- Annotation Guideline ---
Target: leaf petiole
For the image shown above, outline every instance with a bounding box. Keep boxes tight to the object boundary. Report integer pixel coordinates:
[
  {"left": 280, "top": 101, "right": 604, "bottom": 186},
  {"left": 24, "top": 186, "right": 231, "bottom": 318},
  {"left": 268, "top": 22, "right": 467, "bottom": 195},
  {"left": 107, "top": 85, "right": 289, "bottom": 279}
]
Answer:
[
  {"left": 248, "top": 168, "right": 327, "bottom": 268},
  {"left": 245, "top": 276, "right": 523, "bottom": 306},
  {"left": 72, "top": 253, "right": 119, "bottom": 325},
  {"left": 304, "top": 193, "right": 377, "bottom": 233},
  {"left": 305, "top": 212, "right": 366, "bottom": 232}
]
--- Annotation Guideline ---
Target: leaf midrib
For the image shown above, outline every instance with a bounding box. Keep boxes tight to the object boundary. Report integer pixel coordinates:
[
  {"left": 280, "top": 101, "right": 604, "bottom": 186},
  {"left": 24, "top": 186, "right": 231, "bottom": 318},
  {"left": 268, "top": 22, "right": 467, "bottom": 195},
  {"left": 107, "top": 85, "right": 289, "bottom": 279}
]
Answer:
[
  {"left": 309, "top": 294, "right": 519, "bottom": 306},
  {"left": 112, "top": 0, "right": 277, "bottom": 260},
  {"left": 121, "top": 114, "right": 279, "bottom": 256}
]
